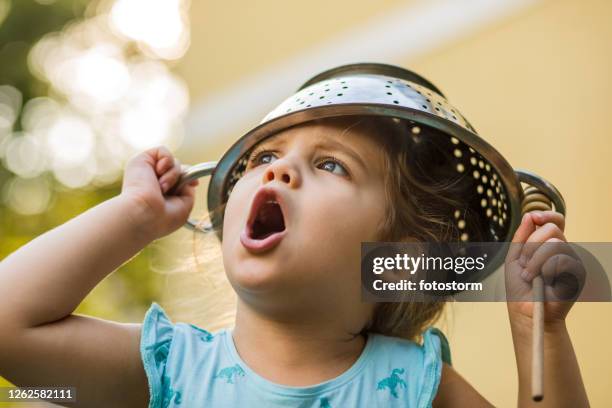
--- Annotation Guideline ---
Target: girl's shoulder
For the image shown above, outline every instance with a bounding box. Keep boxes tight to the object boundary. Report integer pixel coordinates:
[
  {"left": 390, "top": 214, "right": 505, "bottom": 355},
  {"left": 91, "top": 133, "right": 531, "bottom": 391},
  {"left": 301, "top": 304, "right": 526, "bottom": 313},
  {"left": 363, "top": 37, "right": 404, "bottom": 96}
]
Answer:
[
  {"left": 141, "top": 302, "right": 223, "bottom": 351},
  {"left": 140, "top": 302, "right": 231, "bottom": 408},
  {"left": 366, "top": 328, "right": 452, "bottom": 407},
  {"left": 369, "top": 327, "right": 452, "bottom": 366}
]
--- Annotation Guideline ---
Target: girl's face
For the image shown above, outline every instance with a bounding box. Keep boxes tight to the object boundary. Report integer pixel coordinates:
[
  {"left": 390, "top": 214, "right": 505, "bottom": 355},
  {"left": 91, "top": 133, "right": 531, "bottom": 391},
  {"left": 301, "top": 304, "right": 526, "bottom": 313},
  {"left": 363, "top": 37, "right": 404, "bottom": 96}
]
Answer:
[{"left": 222, "top": 118, "right": 387, "bottom": 327}]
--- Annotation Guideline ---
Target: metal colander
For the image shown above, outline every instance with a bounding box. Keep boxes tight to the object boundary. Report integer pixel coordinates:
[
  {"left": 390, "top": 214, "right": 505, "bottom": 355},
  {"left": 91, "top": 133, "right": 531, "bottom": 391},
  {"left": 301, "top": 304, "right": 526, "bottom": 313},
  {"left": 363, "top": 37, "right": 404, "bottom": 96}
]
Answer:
[{"left": 175, "top": 62, "right": 566, "bottom": 281}]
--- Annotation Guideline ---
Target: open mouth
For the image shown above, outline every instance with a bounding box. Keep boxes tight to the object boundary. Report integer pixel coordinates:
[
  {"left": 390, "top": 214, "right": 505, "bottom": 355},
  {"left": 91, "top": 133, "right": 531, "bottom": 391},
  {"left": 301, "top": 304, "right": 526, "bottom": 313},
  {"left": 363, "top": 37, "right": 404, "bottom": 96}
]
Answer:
[
  {"left": 241, "top": 187, "right": 288, "bottom": 253},
  {"left": 250, "top": 200, "right": 285, "bottom": 239},
  {"left": 246, "top": 188, "right": 285, "bottom": 240}
]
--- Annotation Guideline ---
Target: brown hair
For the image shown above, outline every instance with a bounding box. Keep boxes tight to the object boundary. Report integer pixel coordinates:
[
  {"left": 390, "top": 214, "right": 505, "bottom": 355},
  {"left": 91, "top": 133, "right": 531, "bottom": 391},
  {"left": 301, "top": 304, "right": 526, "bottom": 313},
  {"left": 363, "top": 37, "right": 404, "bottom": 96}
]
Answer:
[{"left": 328, "top": 115, "right": 468, "bottom": 341}]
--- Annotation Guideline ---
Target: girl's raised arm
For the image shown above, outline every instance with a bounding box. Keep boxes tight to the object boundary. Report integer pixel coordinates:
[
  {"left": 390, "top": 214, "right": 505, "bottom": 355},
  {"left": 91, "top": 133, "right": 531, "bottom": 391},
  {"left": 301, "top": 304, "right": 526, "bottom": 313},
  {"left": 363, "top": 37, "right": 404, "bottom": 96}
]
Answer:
[{"left": 0, "top": 146, "right": 197, "bottom": 407}]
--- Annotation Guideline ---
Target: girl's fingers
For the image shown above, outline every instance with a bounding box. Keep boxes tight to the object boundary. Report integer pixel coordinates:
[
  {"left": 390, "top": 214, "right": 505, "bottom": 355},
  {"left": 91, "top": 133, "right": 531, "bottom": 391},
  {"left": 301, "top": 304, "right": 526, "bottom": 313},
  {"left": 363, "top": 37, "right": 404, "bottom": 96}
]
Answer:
[
  {"left": 530, "top": 210, "right": 565, "bottom": 231},
  {"left": 148, "top": 145, "right": 177, "bottom": 176},
  {"left": 163, "top": 178, "right": 200, "bottom": 196},
  {"left": 147, "top": 149, "right": 196, "bottom": 195},
  {"left": 519, "top": 222, "right": 566, "bottom": 267},
  {"left": 159, "top": 159, "right": 182, "bottom": 193},
  {"left": 176, "top": 181, "right": 198, "bottom": 196},
  {"left": 165, "top": 186, "right": 196, "bottom": 219},
  {"left": 124, "top": 148, "right": 170, "bottom": 188},
  {"left": 507, "top": 213, "right": 537, "bottom": 262},
  {"left": 521, "top": 238, "right": 578, "bottom": 282},
  {"left": 155, "top": 156, "right": 173, "bottom": 176},
  {"left": 147, "top": 145, "right": 172, "bottom": 164},
  {"left": 541, "top": 253, "right": 585, "bottom": 302},
  {"left": 176, "top": 183, "right": 196, "bottom": 199}
]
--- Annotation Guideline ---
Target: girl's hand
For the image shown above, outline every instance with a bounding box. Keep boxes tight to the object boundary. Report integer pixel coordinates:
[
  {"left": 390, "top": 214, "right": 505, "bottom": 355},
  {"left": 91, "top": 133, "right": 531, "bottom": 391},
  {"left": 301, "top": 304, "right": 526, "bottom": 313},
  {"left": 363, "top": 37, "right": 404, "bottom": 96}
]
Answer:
[
  {"left": 504, "top": 211, "right": 585, "bottom": 331},
  {"left": 120, "top": 146, "right": 199, "bottom": 240}
]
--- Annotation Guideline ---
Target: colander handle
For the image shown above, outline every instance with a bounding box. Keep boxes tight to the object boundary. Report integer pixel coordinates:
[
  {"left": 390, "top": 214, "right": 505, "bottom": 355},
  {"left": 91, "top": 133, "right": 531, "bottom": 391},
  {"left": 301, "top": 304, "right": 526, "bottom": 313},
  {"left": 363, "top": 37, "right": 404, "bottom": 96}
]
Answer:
[
  {"left": 166, "top": 161, "right": 218, "bottom": 233},
  {"left": 515, "top": 169, "right": 566, "bottom": 216}
]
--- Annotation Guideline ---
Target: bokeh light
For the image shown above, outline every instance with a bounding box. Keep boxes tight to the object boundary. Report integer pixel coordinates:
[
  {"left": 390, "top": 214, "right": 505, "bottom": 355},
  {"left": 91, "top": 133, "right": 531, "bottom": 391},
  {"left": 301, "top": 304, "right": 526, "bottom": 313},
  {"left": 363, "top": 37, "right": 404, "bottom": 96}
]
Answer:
[
  {"left": 110, "top": 0, "right": 190, "bottom": 60},
  {"left": 67, "top": 45, "right": 131, "bottom": 105},
  {"left": 1, "top": 0, "right": 191, "bottom": 214},
  {"left": 3, "top": 132, "right": 47, "bottom": 179},
  {"left": 52, "top": 160, "right": 97, "bottom": 189},
  {"left": 0, "top": 85, "right": 21, "bottom": 132},
  {"left": 21, "top": 97, "right": 62, "bottom": 133},
  {"left": 1, "top": 176, "right": 52, "bottom": 215},
  {"left": 46, "top": 112, "right": 96, "bottom": 167}
]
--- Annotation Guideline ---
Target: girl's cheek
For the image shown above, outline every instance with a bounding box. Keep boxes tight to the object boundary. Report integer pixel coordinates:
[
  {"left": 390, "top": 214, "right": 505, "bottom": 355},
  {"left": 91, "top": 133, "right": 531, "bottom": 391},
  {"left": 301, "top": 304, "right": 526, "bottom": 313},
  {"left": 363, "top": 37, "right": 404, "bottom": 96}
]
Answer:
[{"left": 223, "top": 191, "right": 247, "bottom": 233}]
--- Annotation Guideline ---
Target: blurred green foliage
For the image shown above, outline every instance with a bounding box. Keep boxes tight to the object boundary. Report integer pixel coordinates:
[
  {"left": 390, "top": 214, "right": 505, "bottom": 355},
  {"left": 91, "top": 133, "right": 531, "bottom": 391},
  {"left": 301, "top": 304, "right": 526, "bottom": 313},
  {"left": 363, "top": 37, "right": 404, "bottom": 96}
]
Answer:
[
  {"left": 0, "top": 0, "right": 164, "bottom": 396},
  {"left": 0, "top": 0, "right": 89, "bottom": 113}
]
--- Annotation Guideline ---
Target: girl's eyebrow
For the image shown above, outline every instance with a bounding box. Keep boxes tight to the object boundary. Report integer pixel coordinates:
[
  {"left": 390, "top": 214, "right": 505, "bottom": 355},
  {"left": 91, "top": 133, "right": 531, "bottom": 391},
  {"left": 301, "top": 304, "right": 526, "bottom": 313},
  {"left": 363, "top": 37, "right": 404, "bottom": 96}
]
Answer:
[
  {"left": 313, "top": 140, "right": 367, "bottom": 170},
  {"left": 256, "top": 135, "right": 289, "bottom": 152}
]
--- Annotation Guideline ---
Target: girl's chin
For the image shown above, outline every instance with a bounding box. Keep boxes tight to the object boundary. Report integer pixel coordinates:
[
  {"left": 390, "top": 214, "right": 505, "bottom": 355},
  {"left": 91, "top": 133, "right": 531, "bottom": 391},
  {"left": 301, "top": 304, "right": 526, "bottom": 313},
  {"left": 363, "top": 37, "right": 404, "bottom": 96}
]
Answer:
[{"left": 228, "top": 261, "right": 290, "bottom": 292}]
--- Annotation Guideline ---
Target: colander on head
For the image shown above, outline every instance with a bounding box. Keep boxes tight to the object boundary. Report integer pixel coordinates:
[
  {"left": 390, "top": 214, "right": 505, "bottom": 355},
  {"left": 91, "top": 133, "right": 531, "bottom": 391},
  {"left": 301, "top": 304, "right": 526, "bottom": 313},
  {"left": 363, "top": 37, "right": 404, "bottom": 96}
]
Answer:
[{"left": 173, "top": 62, "right": 566, "bottom": 284}]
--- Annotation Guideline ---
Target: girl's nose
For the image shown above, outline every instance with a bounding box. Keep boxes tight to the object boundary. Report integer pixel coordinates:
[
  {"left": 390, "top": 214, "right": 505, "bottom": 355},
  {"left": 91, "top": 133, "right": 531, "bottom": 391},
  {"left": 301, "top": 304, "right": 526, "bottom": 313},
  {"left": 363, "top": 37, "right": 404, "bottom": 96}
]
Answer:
[{"left": 262, "top": 160, "right": 301, "bottom": 188}]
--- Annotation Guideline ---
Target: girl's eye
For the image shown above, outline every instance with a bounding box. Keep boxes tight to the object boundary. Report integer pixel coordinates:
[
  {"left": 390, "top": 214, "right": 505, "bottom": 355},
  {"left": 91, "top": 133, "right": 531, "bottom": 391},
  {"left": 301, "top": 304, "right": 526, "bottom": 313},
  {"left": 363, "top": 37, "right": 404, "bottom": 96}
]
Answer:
[
  {"left": 248, "top": 150, "right": 277, "bottom": 167},
  {"left": 317, "top": 158, "right": 349, "bottom": 177},
  {"left": 257, "top": 153, "right": 277, "bottom": 165}
]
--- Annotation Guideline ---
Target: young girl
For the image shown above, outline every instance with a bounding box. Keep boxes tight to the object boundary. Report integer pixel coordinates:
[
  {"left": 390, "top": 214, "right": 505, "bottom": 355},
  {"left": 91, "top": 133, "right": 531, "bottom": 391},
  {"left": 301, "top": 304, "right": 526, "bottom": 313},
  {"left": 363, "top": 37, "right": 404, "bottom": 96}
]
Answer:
[{"left": 0, "top": 66, "right": 589, "bottom": 407}]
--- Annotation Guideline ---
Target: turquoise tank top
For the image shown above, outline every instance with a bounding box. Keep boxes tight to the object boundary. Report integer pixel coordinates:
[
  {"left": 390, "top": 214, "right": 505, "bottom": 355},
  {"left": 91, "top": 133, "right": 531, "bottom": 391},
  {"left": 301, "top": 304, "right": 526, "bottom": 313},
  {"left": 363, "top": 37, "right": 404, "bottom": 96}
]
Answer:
[{"left": 140, "top": 302, "right": 452, "bottom": 408}]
